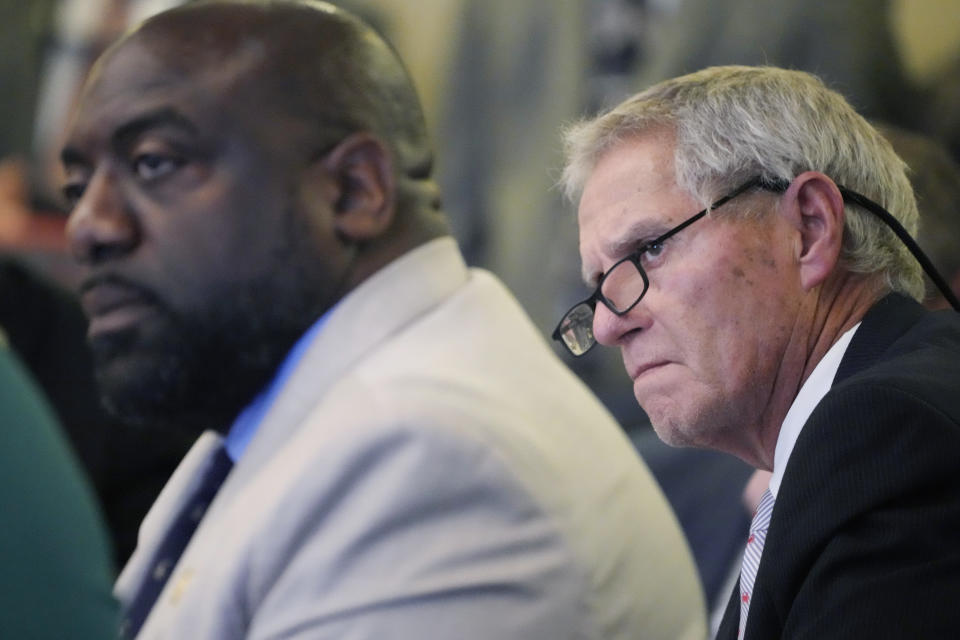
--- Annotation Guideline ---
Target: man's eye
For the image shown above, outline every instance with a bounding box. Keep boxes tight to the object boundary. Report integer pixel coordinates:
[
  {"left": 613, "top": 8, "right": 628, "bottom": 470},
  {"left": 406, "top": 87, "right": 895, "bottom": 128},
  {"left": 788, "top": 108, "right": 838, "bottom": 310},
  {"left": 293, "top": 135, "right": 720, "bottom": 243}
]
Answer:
[
  {"left": 645, "top": 241, "right": 665, "bottom": 257},
  {"left": 62, "top": 182, "right": 86, "bottom": 206},
  {"left": 132, "top": 153, "right": 182, "bottom": 180},
  {"left": 638, "top": 240, "right": 667, "bottom": 267}
]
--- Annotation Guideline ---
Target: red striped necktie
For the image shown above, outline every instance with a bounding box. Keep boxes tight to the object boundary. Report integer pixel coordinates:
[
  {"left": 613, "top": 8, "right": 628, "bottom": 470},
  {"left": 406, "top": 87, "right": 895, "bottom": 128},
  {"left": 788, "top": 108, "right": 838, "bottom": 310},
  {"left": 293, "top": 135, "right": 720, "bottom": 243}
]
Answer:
[{"left": 739, "top": 488, "right": 775, "bottom": 637}]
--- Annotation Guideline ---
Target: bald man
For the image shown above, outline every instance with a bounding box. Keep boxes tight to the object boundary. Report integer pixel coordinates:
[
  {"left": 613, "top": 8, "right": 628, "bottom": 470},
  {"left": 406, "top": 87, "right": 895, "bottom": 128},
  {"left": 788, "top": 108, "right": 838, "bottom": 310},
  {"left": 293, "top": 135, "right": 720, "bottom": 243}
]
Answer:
[{"left": 60, "top": 2, "right": 704, "bottom": 639}]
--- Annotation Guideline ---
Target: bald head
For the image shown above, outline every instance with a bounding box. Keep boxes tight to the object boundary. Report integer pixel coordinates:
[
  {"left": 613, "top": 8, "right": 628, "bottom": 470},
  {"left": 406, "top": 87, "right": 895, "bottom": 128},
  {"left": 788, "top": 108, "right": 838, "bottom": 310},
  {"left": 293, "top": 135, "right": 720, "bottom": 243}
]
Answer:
[
  {"left": 123, "top": 0, "right": 434, "bottom": 181},
  {"left": 61, "top": 0, "right": 447, "bottom": 430}
]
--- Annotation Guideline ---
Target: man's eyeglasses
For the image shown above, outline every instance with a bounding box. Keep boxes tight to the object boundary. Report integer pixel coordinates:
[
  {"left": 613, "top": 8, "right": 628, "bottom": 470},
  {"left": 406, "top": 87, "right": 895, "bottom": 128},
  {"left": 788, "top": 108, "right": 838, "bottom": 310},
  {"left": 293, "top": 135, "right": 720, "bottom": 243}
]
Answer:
[
  {"left": 551, "top": 175, "right": 960, "bottom": 357},
  {"left": 552, "top": 177, "right": 773, "bottom": 356}
]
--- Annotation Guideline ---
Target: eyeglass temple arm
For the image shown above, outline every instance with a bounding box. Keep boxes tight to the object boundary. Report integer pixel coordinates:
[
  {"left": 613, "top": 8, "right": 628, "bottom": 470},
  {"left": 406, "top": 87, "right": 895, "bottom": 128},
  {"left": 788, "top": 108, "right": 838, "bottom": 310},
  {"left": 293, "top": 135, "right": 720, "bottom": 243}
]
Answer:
[{"left": 759, "top": 178, "right": 960, "bottom": 312}]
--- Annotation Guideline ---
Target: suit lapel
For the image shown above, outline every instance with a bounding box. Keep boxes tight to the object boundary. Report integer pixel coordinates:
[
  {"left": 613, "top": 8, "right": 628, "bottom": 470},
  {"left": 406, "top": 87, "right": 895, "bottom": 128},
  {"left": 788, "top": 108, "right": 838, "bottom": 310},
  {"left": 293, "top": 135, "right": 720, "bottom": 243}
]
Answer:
[
  {"left": 833, "top": 294, "right": 924, "bottom": 385},
  {"left": 120, "top": 239, "right": 469, "bottom": 636},
  {"left": 730, "top": 294, "right": 927, "bottom": 639},
  {"left": 114, "top": 432, "right": 226, "bottom": 606},
  {"left": 717, "top": 295, "right": 926, "bottom": 639},
  {"left": 206, "top": 238, "right": 469, "bottom": 511}
]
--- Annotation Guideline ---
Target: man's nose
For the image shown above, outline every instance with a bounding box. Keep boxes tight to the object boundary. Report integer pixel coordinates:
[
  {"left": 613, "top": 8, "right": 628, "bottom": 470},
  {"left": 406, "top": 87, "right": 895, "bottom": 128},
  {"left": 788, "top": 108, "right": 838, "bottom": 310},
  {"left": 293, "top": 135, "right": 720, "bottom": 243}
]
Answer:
[
  {"left": 66, "top": 169, "right": 139, "bottom": 265},
  {"left": 592, "top": 297, "right": 651, "bottom": 347}
]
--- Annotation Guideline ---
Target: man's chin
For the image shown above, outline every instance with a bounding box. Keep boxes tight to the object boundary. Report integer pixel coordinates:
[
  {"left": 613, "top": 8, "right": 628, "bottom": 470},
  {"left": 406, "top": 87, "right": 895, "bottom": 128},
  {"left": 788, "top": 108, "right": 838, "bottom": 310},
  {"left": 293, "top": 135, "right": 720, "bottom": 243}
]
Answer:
[
  {"left": 646, "top": 405, "right": 741, "bottom": 454},
  {"left": 85, "top": 292, "right": 313, "bottom": 433},
  {"left": 641, "top": 396, "right": 705, "bottom": 449},
  {"left": 93, "top": 346, "right": 196, "bottom": 430},
  {"left": 88, "top": 321, "right": 139, "bottom": 362},
  {"left": 649, "top": 419, "right": 694, "bottom": 448},
  {"left": 88, "top": 324, "right": 279, "bottom": 434}
]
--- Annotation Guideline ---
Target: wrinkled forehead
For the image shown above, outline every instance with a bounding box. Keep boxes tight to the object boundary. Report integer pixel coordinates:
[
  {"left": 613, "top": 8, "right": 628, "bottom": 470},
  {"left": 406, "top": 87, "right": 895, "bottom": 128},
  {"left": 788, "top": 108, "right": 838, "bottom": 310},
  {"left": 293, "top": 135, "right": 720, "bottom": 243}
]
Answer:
[
  {"left": 577, "top": 132, "right": 682, "bottom": 235},
  {"left": 576, "top": 132, "right": 695, "bottom": 281}
]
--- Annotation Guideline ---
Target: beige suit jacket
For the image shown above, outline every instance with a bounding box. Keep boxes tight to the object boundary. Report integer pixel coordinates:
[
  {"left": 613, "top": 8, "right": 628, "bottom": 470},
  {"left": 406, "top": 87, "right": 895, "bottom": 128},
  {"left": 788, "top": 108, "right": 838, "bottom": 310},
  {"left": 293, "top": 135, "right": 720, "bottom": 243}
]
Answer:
[{"left": 118, "top": 237, "right": 705, "bottom": 639}]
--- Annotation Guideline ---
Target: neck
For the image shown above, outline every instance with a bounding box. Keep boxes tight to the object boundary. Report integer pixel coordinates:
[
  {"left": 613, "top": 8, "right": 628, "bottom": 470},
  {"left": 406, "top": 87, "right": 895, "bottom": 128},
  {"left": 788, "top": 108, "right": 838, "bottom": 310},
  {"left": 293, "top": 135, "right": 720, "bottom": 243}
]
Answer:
[
  {"left": 747, "top": 272, "right": 883, "bottom": 469},
  {"left": 344, "top": 192, "right": 450, "bottom": 295},
  {"left": 797, "top": 272, "right": 882, "bottom": 384}
]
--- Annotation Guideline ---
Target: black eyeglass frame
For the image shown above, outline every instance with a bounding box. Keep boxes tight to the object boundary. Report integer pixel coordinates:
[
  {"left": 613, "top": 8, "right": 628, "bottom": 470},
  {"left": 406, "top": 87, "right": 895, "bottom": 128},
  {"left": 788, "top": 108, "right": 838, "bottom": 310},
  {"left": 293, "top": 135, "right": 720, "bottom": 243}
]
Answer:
[
  {"left": 552, "top": 176, "right": 773, "bottom": 355},
  {"left": 552, "top": 175, "right": 960, "bottom": 357}
]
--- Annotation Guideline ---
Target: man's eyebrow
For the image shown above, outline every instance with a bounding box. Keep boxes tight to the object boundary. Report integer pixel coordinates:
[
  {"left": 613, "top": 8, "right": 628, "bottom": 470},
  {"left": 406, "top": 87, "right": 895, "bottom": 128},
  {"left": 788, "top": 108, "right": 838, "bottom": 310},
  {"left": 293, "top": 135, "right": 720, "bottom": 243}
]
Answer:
[
  {"left": 602, "top": 219, "right": 664, "bottom": 259},
  {"left": 112, "top": 107, "right": 200, "bottom": 146},
  {"left": 61, "top": 107, "right": 200, "bottom": 167},
  {"left": 580, "top": 219, "right": 668, "bottom": 286}
]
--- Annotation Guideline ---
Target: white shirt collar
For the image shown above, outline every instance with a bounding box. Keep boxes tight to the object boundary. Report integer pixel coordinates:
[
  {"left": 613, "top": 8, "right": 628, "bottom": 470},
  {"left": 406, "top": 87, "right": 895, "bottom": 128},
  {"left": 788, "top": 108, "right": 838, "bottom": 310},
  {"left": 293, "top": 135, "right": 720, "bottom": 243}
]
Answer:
[{"left": 768, "top": 322, "right": 861, "bottom": 498}]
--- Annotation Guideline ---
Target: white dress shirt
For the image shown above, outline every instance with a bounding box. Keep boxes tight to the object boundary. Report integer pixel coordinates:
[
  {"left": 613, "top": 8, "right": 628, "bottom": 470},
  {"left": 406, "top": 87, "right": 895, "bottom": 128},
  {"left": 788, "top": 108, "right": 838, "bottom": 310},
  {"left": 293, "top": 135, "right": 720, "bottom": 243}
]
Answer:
[{"left": 769, "top": 322, "right": 861, "bottom": 498}]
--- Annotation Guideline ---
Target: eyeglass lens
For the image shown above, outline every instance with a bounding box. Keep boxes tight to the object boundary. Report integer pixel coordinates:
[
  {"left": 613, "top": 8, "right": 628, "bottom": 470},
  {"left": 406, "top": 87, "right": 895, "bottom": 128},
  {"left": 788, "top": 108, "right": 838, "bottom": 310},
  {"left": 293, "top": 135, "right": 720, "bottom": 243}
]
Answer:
[
  {"left": 555, "top": 302, "right": 596, "bottom": 356},
  {"left": 601, "top": 258, "right": 650, "bottom": 313}
]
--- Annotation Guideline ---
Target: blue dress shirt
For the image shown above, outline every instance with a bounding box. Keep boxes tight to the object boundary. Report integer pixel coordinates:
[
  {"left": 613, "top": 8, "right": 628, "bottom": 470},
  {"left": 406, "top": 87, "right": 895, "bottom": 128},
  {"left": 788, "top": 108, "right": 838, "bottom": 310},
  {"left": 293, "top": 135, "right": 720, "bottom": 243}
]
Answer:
[{"left": 225, "top": 311, "right": 332, "bottom": 461}]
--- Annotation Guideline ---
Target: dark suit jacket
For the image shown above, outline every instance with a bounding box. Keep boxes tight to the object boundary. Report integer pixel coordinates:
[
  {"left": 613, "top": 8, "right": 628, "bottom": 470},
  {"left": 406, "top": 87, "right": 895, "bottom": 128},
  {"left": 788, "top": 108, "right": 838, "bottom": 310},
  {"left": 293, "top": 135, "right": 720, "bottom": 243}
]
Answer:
[{"left": 717, "top": 294, "right": 960, "bottom": 639}]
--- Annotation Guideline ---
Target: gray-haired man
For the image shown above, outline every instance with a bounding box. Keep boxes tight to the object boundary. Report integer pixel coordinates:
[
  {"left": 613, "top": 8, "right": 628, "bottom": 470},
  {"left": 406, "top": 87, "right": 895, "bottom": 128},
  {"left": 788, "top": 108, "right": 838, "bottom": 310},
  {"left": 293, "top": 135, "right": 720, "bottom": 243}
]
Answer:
[{"left": 555, "top": 65, "right": 960, "bottom": 639}]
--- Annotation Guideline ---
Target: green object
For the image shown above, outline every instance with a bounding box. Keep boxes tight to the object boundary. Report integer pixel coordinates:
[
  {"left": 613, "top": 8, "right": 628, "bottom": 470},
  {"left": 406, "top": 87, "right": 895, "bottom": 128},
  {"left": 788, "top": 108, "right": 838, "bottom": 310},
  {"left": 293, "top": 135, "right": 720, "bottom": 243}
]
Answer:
[{"left": 0, "top": 346, "right": 118, "bottom": 638}]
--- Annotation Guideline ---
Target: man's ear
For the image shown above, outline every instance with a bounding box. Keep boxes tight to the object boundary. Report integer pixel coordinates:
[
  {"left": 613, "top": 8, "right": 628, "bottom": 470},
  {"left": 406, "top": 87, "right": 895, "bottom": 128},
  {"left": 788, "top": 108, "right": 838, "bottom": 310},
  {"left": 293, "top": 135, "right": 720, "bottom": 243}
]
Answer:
[
  {"left": 315, "top": 132, "right": 396, "bottom": 242},
  {"left": 782, "top": 171, "right": 846, "bottom": 291}
]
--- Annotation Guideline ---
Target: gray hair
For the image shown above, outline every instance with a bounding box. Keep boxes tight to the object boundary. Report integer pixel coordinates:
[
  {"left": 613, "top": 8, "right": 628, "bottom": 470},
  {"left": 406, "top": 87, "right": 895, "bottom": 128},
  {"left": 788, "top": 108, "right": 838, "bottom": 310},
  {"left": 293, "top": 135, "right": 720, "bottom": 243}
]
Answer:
[{"left": 561, "top": 65, "right": 924, "bottom": 301}]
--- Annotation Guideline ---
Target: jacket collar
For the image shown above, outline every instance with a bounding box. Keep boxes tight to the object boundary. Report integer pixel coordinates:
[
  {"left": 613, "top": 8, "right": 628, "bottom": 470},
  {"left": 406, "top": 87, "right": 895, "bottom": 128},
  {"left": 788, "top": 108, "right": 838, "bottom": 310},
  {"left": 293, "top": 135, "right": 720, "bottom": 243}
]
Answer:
[
  {"left": 833, "top": 293, "right": 925, "bottom": 386},
  {"left": 214, "top": 237, "right": 467, "bottom": 502}
]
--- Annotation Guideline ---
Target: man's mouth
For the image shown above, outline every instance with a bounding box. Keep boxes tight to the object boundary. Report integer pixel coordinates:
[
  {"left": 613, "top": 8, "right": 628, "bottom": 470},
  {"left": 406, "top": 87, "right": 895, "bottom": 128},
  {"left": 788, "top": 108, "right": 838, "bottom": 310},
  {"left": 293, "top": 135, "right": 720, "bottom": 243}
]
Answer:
[
  {"left": 80, "top": 276, "right": 160, "bottom": 338},
  {"left": 628, "top": 360, "right": 671, "bottom": 381}
]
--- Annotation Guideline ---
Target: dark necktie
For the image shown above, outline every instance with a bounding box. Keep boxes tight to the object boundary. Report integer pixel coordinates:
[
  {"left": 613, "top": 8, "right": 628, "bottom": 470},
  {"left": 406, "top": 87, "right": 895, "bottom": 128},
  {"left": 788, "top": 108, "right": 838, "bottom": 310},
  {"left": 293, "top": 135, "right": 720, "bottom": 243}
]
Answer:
[{"left": 119, "top": 444, "right": 233, "bottom": 639}]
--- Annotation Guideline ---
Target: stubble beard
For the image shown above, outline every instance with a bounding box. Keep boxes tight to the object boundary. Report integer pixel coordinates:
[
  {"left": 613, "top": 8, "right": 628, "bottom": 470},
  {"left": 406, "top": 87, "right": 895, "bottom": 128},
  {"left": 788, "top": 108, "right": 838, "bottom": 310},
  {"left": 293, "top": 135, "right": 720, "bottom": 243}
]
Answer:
[
  {"left": 90, "top": 204, "right": 334, "bottom": 435},
  {"left": 90, "top": 279, "right": 314, "bottom": 434}
]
